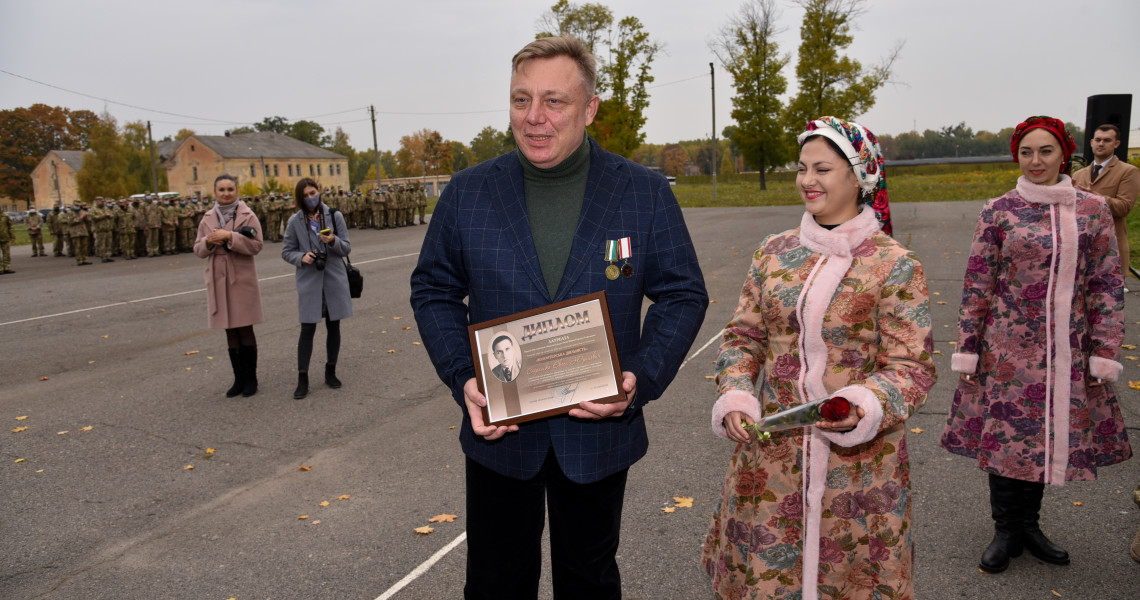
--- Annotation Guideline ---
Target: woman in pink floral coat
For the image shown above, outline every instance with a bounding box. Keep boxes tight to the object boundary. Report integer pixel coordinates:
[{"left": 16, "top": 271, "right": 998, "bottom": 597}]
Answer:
[
  {"left": 703, "top": 117, "right": 936, "bottom": 600},
  {"left": 941, "top": 116, "right": 1130, "bottom": 574}
]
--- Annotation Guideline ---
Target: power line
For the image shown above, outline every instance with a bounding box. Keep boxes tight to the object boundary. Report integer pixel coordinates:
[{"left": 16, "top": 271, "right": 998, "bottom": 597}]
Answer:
[
  {"left": 0, "top": 68, "right": 248, "bottom": 125},
  {"left": 649, "top": 72, "right": 708, "bottom": 90}
]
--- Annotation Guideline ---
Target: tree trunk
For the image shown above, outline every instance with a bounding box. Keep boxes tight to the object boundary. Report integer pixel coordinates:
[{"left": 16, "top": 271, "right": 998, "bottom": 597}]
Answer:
[{"left": 759, "top": 154, "right": 767, "bottom": 191}]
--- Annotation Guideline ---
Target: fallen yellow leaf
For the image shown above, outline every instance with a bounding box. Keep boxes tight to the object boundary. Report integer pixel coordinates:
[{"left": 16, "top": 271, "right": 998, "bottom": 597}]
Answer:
[
  {"left": 673, "top": 496, "right": 694, "bottom": 508},
  {"left": 387, "top": 349, "right": 396, "bottom": 354},
  {"left": 206, "top": 448, "right": 216, "bottom": 454},
  {"left": 312, "top": 520, "right": 321, "bottom": 525},
  {"left": 661, "top": 507, "right": 676, "bottom": 513},
  {"left": 184, "top": 350, "right": 200, "bottom": 355},
  {"left": 184, "top": 465, "right": 194, "bottom": 470},
  {"left": 413, "top": 342, "right": 422, "bottom": 346},
  {"left": 39, "top": 376, "right": 49, "bottom": 381},
  {"left": 936, "top": 301, "right": 948, "bottom": 305},
  {"left": 337, "top": 494, "right": 350, "bottom": 501},
  {"left": 1124, "top": 356, "right": 1139, "bottom": 361},
  {"left": 88, "top": 360, "right": 95, "bottom": 364},
  {"left": 1072, "top": 501, "right": 1083, "bottom": 506},
  {"left": 932, "top": 350, "right": 943, "bottom": 356},
  {"left": 414, "top": 525, "right": 434, "bottom": 534},
  {"left": 393, "top": 316, "right": 402, "bottom": 320},
  {"left": 101, "top": 334, "right": 109, "bottom": 339},
  {"left": 932, "top": 291, "right": 941, "bottom": 296},
  {"left": 1129, "top": 381, "right": 1140, "bottom": 391},
  {"left": 207, "top": 356, "right": 214, "bottom": 360},
  {"left": 1052, "top": 591, "right": 1062, "bottom": 598},
  {"left": 298, "top": 465, "right": 312, "bottom": 471},
  {"left": 710, "top": 299, "right": 719, "bottom": 303},
  {"left": 11, "top": 426, "right": 28, "bottom": 433},
  {"left": 35, "top": 469, "right": 43, "bottom": 473},
  {"left": 429, "top": 514, "right": 457, "bottom": 523},
  {"left": 449, "top": 426, "right": 457, "bottom": 430},
  {"left": 910, "top": 428, "right": 925, "bottom": 434},
  {"left": 319, "top": 501, "right": 330, "bottom": 507},
  {"left": 15, "top": 416, "right": 28, "bottom": 421},
  {"left": 15, "top": 458, "right": 25, "bottom": 463},
  {"left": 403, "top": 326, "right": 411, "bottom": 330},
  {"left": 298, "top": 515, "right": 309, "bottom": 520},
  {"left": 185, "top": 367, "right": 191, "bottom": 371},
  {"left": 704, "top": 375, "right": 715, "bottom": 380},
  {"left": 80, "top": 426, "right": 93, "bottom": 432},
  {"left": 1122, "top": 344, "right": 1137, "bottom": 350},
  {"left": 158, "top": 308, "right": 166, "bottom": 313},
  {"left": 57, "top": 430, "right": 68, "bottom": 435},
  {"left": 947, "top": 341, "right": 957, "bottom": 346}
]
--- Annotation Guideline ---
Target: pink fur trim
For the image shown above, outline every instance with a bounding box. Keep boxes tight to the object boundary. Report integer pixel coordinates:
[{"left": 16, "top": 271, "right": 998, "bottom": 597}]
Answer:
[
  {"left": 1015, "top": 175, "right": 1078, "bottom": 206},
  {"left": 803, "top": 428, "right": 830, "bottom": 600},
  {"left": 801, "top": 256, "right": 851, "bottom": 402},
  {"left": 1089, "top": 356, "right": 1123, "bottom": 382},
  {"left": 711, "top": 389, "right": 761, "bottom": 440},
  {"left": 1048, "top": 200, "right": 1078, "bottom": 486},
  {"left": 798, "top": 207, "right": 881, "bottom": 257},
  {"left": 951, "top": 352, "right": 979, "bottom": 373},
  {"left": 816, "top": 385, "right": 885, "bottom": 447}
]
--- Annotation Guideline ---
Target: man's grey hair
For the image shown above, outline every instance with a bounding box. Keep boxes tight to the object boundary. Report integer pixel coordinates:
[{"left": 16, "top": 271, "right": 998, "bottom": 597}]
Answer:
[{"left": 511, "top": 36, "right": 597, "bottom": 97}]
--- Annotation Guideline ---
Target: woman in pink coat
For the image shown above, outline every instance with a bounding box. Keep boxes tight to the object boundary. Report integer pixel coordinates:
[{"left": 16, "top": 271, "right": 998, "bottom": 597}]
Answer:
[
  {"left": 193, "top": 174, "right": 265, "bottom": 398},
  {"left": 703, "top": 117, "right": 936, "bottom": 600},
  {"left": 941, "top": 116, "right": 1130, "bottom": 573}
]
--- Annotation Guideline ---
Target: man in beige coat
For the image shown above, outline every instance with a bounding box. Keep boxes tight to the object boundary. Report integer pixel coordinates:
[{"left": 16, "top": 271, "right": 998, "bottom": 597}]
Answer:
[{"left": 1073, "top": 124, "right": 1139, "bottom": 289}]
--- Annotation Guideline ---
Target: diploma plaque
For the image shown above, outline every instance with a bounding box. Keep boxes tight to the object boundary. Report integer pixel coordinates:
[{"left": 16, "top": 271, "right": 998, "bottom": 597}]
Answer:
[{"left": 468, "top": 291, "right": 624, "bottom": 426}]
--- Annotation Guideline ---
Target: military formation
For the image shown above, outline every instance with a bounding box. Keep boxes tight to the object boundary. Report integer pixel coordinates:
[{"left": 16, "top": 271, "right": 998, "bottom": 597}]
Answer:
[{"left": 5, "top": 181, "right": 430, "bottom": 272}]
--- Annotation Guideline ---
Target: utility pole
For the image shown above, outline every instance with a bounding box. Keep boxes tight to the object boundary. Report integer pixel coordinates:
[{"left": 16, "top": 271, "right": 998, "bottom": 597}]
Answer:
[
  {"left": 710, "top": 62, "right": 717, "bottom": 204},
  {"left": 370, "top": 105, "right": 382, "bottom": 190},
  {"left": 146, "top": 121, "right": 159, "bottom": 192}
]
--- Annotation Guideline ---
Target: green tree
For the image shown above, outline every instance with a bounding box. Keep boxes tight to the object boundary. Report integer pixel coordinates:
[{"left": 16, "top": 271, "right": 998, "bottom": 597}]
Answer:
[
  {"left": 254, "top": 116, "right": 290, "bottom": 134},
  {"left": 76, "top": 114, "right": 130, "bottom": 202},
  {"left": 261, "top": 177, "right": 288, "bottom": 194},
  {"left": 536, "top": 1, "right": 660, "bottom": 158},
  {"left": 784, "top": 0, "right": 899, "bottom": 138},
  {"left": 328, "top": 127, "right": 358, "bottom": 185},
  {"left": 174, "top": 128, "right": 196, "bottom": 141},
  {"left": 449, "top": 140, "right": 472, "bottom": 172},
  {"left": 379, "top": 150, "right": 397, "bottom": 181},
  {"left": 229, "top": 125, "right": 256, "bottom": 135},
  {"left": 470, "top": 125, "right": 513, "bottom": 164},
  {"left": 712, "top": 0, "right": 790, "bottom": 188},
  {"left": 288, "top": 120, "right": 330, "bottom": 147},
  {"left": 239, "top": 180, "right": 260, "bottom": 196},
  {"left": 122, "top": 120, "right": 168, "bottom": 194}
]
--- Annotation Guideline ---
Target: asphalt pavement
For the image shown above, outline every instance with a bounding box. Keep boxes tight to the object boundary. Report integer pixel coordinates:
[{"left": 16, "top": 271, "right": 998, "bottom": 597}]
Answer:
[{"left": 2, "top": 202, "right": 1138, "bottom": 600}]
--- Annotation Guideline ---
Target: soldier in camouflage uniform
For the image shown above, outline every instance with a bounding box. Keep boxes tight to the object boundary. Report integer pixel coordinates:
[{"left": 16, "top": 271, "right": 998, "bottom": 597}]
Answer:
[
  {"left": 267, "top": 195, "right": 282, "bottom": 242},
  {"left": 67, "top": 203, "right": 93, "bottom": 266},
  {"left": 145, "top": 196, "right": 162, "bottom": 257},
  {"left": 134, "top": 198, "right": 149, "bottom": 257},
  {"left": 26, "top": 208, "right": 45, "bottom": 256},
  {"left": 117, "top": 200, "right": 137, "bottom": 259},
  {"left": 91, "top": 197, "right": 115, "bottom": 263},
  {"left": 178, "top": 199, "right": 195, "bottom": 251},
  {"left": 415, "top": 182, "right": 428, "bottom": 225},
  {"left": 160, "top": 199, "right": 178, "bottom": 255},
  {"left": 0, "top": 209, "right": 13, "bottom": 273},
  {"left": 49, "top": 206, "right": 65, "bottom": 256},
  {"left": 192, "top": 195, "right": 206, "bottom": 230},
  {"left": 371, "top": 189, "right": 384, "bottom": 229}
]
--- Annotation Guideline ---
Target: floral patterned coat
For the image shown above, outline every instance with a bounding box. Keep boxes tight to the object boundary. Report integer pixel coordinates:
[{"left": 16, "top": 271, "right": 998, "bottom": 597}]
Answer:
[
  {"left": 704, "top": 208, "right": 936, "bottom": 600},
  {"left": 941, "top": 176, "right": 1130, "bottom": 485}
]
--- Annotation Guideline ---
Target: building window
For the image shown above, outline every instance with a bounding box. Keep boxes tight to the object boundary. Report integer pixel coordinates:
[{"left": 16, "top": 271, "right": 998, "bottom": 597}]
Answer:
[
  {"left": 250, "top": 164, "right": 255, "bottom": 178},
  {"left": 288, "top": 164, "right": 293, "bottom": 176},
  {"left": 296, "top": 163, "right": 301, "bottom": 175},
  {"left": 265, "top": 165, "right": 270, "bottom": 177},
  {"left": 190, "top": 145, "right": 195, "bottom": 152},
  {"left": 318, "top": 164, "right": 322, "bottom": 176},
  {"left": 273, "top": 164, "right": 279, "bottom": 177},
  {"left": 336, "top": 164, "right": 342, "bottom": 175},
  {"left": 310, "top": 164, "right": 314, "bottom": 176},
  {"left": 192, "top": 166, "right": 198, "bottom": 181}
]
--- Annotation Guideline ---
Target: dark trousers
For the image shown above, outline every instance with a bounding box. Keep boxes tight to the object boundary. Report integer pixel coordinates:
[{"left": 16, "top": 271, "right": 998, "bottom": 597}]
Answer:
[{"left": 464, "top": 448, "right": 627, "bottom": 600}]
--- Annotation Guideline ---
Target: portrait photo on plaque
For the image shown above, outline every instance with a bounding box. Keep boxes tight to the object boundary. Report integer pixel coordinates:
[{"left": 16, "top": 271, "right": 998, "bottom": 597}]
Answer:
[{"left": 468, "top": 291, "right": 624, "bottom": 426}]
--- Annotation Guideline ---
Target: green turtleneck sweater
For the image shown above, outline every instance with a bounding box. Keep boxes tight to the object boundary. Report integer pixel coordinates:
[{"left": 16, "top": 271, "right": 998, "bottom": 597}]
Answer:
[{"left": 519, "top": 136, "right": 591, "bottom": 298}]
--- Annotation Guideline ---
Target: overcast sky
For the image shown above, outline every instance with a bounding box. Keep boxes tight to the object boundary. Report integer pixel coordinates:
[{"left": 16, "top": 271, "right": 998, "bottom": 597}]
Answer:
[{"left": 2, "top": 0, "right": 1138, "bottom": 154}]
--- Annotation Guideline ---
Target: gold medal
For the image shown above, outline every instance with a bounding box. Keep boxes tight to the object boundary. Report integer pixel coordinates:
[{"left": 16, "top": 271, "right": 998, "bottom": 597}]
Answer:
[{"left": 605, "top": 264, "right": 620, "bottom": 280}]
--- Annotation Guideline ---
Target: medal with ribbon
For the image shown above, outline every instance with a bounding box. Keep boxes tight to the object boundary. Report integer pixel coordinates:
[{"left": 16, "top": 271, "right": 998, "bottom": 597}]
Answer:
[{"left": 604, "top": 237, "right": 633, "bottom": 280}]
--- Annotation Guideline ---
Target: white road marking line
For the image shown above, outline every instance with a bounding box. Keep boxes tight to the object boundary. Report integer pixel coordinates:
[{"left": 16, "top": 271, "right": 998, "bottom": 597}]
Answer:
[
  {"left": 678, "top": 331, "right": 721, "bottom": 372},
  {"left": 0, "top": 252, "right": 419, "bottom": 327},
  {"left": 371, "top": 329, "right": 719, "bottom": 597},
  {"left": 375, "top": 531, "right": 467, "bottom": 600}
]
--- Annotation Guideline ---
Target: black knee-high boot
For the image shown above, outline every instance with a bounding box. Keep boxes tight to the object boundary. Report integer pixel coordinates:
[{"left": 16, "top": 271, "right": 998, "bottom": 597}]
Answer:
[
  {"left": 980, "top": 473, "right": 1024, "bottom": 573},
  {"left": 1018, "top": 479, "right": 1070, "bottom": 565},
  {"left": 240, "top": 346, "right": 258, "bottom": 397},
  {"left": 226, "top": 348, "right": 244, "bottom": 398}
]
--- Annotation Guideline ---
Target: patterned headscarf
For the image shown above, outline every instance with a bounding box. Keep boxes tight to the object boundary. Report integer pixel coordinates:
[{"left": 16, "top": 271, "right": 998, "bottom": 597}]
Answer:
[
  {"left": 1010, "top": 115, "right": 1078, "bottom": 175},
  {"left": 797, "top": 116, "right": 892, "bottom": 235}
]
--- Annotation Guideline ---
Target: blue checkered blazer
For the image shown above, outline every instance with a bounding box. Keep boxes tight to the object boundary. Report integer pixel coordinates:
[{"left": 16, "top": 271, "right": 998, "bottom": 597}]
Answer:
[{"left": 410, "top": 139, "right": 708, "bottom": 484}]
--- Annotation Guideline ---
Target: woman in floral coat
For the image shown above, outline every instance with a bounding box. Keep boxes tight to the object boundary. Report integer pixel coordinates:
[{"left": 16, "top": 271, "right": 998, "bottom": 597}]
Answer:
[
  {"left": 703, "top": 117, "right": 936, "bottom": 600},
  {"left": 941, "top": 116, "right": 1130, "bottom": 573}
]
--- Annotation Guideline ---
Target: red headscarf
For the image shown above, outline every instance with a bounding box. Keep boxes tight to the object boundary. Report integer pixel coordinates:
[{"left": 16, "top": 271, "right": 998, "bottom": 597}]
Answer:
[{"left": 1010, "top": 115, "right": 1078, "bottom": 174}]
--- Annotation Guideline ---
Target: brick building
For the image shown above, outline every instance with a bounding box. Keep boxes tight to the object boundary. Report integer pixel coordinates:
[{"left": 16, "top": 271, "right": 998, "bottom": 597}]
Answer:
[
  {"left": 165, "top": 131, "right": 349, "bottom": 197},
  {"left": 30, "top": 150, "right": 87, "bottom": 210}
]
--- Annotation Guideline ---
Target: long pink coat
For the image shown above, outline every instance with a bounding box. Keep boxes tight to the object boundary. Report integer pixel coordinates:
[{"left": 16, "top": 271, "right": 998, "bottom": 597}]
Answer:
[
  {"left": 942, "top": 176, "right": 1130, "bottom": 485},
  {"left": 704, "top": 208, "right": 937, "bottom": 600},
  {"left": 193, "top": 202, "right": 264, "bottom": 330}
]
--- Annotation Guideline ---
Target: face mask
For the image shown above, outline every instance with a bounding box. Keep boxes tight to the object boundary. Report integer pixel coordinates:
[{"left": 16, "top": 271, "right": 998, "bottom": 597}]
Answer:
[
  {"left": 72, "top": 207, "right": 79, "bottom": 212},
  {"left": 303, "top": 194, "right": 320, "bottom": 210}
]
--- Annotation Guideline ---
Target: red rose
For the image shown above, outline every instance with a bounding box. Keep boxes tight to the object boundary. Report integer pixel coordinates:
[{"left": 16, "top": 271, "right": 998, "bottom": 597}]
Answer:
[
  {"left": 735, "top": 467, "right": 769, "bottom": 497},
  {"left": 820, "top": 396, "right": 851, "bottom": 421}
]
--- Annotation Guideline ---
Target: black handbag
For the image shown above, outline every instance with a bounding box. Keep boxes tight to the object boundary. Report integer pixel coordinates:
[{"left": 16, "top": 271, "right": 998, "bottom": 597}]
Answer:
[{"left": 344, "top": 255, "right": 363, "bottom": 299}]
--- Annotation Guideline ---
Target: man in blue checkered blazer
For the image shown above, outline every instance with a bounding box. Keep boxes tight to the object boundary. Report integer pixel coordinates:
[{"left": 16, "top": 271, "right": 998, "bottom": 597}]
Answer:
[{"left": 410, "top": 35, "right": 708, "bottom": 600}]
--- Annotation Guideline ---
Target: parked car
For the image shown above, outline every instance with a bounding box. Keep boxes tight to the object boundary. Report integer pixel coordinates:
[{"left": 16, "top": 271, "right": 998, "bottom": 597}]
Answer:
[
  {"left": 6, "top": 211, "right": 25, "bottom": 224},
  {"left": 39, "top": 208, "right": 54, "bottom": 220}
]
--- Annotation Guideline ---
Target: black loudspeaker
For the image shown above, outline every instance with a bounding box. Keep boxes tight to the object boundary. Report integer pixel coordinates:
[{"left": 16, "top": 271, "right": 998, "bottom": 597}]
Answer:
[{"left": 1083, "top": 94, "right": 1131, "bottom": 161}]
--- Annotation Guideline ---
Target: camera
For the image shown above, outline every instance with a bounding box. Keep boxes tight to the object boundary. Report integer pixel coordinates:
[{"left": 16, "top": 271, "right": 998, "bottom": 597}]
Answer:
[{"left": 313, "top": 249, "right": 327, "bottom": 271}]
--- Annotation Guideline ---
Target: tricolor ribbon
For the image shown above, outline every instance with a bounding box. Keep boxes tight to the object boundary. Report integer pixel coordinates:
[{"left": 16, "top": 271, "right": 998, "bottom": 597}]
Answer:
[{"left": 605, "top": 237, "right": 631, "bottom": 261}]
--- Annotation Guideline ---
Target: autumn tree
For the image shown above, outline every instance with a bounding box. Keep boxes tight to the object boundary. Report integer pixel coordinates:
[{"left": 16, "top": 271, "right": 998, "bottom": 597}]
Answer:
[
  {"left": 122, "top": 120, "right": 168, "bottom": 194},
  {"left": 0, "top": 104, "right": 100, "bottom": 199},
  {"left": 174, "top": 128, "right": 196, "bottom": 141},
  {"left": 327, "top": 127, "right": 359, "bottom": 184},
  {"left": 784, "top": 0, "right": 899, "bottom": 137},
  {"left": 396, "top": 129, "right": 452, "bottom": 177},
  {"left": 76, "top": 114, "right": 130, "bottom": 202},
  {"left": 288, "top": 120, "right": 330, "bottom": 147},
  {"left": 712, "top": 0, "right": 790, "bottom": 188},
  {"left": 536, "top": 1, "right": 660, "bottom": 158},
  {"left": 470, "top": 126, "right": 514, "bottom": 164},
  {"left": 659, "top": 144, "right": 690, "bottom": 177},
  {"left": 449, "top": 141, "right": 472, "bottom": 172}
]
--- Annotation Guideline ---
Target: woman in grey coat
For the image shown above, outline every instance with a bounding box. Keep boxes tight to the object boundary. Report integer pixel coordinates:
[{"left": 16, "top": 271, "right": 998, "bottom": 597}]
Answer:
[{"left": 282, "top": 177, "right": 353, "bottom": 399}]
